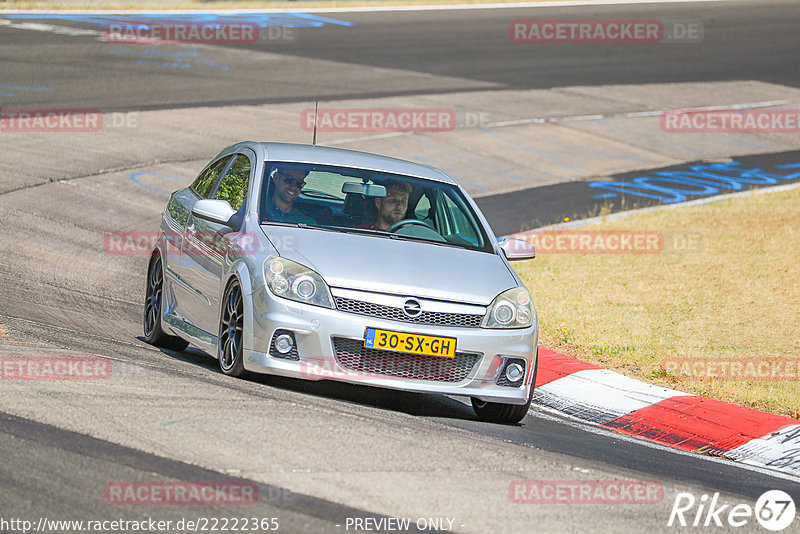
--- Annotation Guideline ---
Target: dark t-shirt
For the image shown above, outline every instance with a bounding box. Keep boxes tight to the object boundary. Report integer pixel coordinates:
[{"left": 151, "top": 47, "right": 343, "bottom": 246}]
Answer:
[{"left": 265, "top": 196, "right": 316, "bottom": 225}]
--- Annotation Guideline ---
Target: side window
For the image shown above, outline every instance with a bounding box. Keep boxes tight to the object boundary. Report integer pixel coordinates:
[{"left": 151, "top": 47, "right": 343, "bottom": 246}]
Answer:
[
  {"left": 215, "top": 154, "right": 251, "bottom": 210},
  {"left": 415, "top": 193, "right": 431, "bottom": 220},
  {"left": 438, "top": 191, "right": 482, "bottom": 246},
  {"left": 191, "top": 156, "right": 231, "bottom": 198}
]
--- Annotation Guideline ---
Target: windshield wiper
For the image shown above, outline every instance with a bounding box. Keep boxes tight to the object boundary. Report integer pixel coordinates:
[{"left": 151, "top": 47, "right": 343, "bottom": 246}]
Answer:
[{"left": 261, "top": 220, "right": 300, "bottom": 227}]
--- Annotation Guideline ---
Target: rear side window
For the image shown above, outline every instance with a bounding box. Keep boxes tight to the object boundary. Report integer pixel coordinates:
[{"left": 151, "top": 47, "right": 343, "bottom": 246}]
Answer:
[
  {"left": 302, "top": 171, "right": 348, "bottom": 200},
  {"left": 191, "top": 156, "right": 231, "bottom": 198},
  {"left": 215, "top": 154, "right": 251, "bottom": 210},
  {"left": 414, "top": 192, "right": 432, "bottom": 220}
]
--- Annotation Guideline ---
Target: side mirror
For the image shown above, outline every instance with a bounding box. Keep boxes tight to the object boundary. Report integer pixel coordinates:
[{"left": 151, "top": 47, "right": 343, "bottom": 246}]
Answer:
[
  {"left": 191, "top": 199, "right": 237, "bottom": 226},
  {"left": 498, "top": 236, "right": 536, "bottom": 261}
]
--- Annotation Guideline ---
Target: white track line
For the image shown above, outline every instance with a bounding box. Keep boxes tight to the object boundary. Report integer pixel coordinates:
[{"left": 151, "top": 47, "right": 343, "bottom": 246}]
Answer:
[{"left": 486, "top": 99, "right": 792, "bottom": 128}]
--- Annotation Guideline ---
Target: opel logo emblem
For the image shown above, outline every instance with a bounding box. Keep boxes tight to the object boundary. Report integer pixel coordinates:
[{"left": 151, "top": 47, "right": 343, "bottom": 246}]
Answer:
[{"left": 403, "top": 299, "right": 422, "bottom": 318}]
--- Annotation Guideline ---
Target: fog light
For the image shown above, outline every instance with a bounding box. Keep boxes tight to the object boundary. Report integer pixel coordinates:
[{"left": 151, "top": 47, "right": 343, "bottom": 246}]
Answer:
[
  {"left": 505, "top": 362, "right": 524, "bottom": 382},
  {"left": 275, "top": 334, "right": 294, "bottom": 354}
]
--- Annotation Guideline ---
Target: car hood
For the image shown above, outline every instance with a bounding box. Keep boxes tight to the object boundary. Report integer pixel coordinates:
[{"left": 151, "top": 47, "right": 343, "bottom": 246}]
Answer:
[{"left": 261, "top": 225, "right": 517, "bottom": 305}]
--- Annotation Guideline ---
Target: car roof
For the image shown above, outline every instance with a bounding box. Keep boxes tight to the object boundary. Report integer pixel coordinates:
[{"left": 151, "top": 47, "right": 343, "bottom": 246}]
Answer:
[{"left": 242, "top": 142, "right": 457, "bottom": 185}]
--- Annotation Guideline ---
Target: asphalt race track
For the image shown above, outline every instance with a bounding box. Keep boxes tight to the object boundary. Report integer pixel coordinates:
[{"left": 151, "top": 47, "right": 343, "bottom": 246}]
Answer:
[
  {"left": 2, "top": 1, "right": 800, "bottom": 532},
  {"left": 2, "top": 1, "right": 800, "bottom": 110},
  {"left": 477, "top": 150, "right": 800, "bottom": 234}
]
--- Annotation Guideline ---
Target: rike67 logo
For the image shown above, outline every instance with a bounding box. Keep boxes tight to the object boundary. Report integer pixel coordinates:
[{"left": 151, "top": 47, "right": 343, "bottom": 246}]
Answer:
[{"left": 668, "top": 490, "right": 796, "bottom": 531}]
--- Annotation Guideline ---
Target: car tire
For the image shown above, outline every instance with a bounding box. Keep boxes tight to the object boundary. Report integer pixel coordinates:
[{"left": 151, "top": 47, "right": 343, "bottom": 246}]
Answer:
[
  {"left": 218, "top": 280, "right": 247, "bottom": 377},
  {"left": 471, "top": 353, "right": 538, "bottom": 424},
  {"left": 143, "top": 254, "right": 189, "bottom": 352}
]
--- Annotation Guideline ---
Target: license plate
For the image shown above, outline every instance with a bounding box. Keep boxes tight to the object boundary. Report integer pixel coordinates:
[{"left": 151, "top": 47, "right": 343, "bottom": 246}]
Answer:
[{"left": 364, "top": 328, "right": 456, "bottom": 358}]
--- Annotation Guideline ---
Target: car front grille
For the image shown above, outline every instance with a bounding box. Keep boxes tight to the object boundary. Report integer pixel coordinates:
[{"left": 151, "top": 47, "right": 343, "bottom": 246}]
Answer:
[
  {"left": 331, "top": 337, "right": 481, "bottom": 383},
  {"left": 334, "top": 297, "right": 483, "bottom": 328}
]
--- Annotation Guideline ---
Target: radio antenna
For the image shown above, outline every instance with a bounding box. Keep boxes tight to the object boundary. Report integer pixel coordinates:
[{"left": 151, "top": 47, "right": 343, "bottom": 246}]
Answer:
[{"left": 312, "top": 100, "right": 319, "bottom": 146}]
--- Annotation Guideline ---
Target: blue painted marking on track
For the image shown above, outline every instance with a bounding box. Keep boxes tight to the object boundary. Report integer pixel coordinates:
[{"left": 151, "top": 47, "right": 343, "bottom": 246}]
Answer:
[
  {"left": 776, "top": 163, "right": 800, "bottom": 173},
  {"left": 587, "top": 159, "right": 800, "bottom": 205},
  {"left": 130, "top": 172, "right": 190, "bottom": 195},
  {"left": 6, "top": 13, "right": 352, "bottom": 72},
  {"left": 0, "top": 85, "right": 54, "bottom": 93},
  {"left": 0, "top": 85, "right": 54, "bottom": 98},
  {"left": 110, "top": 47, "right": 228, "bottom": 71},
  {"left": 284, "top": 12, "right": 355, "bottom": 27},
  {"left": 6, "top": 12, "right": 354, "bottom": 28},
  {"left": 593, "top": 193, "right": 618, "bottom": 199}
]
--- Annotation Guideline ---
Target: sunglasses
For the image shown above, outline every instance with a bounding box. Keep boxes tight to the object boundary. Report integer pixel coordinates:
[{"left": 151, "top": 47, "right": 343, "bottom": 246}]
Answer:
[{"left": 275, "top": 172, "right": 306, "bottom": 188}]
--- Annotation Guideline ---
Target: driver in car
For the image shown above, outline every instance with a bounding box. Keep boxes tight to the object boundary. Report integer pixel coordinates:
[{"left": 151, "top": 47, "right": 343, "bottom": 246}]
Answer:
[
  {"left": 266, "top": 166, "right": 316, "bottom": 225},
  {"left": 360, "top": 179, "right": 411, "bottom": 231}
]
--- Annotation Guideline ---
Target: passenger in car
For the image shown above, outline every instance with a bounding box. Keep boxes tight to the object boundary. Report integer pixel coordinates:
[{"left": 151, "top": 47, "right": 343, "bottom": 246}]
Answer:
[
  {"left": 266, "top": 166, "right": 317, "bottom": 225},
  {"left": 359, "top": 179, "right": 412, "bottom": 231}
]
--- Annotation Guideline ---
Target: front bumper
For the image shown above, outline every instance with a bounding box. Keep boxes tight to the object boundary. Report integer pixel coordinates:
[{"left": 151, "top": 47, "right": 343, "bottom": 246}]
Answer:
[{"left": 244, "top": 286, "right": 538, "bottom": 405}]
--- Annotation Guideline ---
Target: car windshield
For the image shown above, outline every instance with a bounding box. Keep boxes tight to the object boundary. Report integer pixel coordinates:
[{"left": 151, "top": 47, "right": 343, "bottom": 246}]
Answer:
[{"left": 260, "top": 162, "right": 492, "bottom": 253}]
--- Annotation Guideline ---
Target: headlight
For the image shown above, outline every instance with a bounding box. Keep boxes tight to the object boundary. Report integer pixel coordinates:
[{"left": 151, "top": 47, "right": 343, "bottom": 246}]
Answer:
[
  {"left": 482, "top": 287, "right": 534, "bottom": 329},
  {"left": 264, "top": 256, "right": 334, "bottom": 309}
]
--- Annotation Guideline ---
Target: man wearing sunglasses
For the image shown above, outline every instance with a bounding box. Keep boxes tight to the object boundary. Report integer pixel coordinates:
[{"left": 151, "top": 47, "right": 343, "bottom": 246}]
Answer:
[{"left": 266, "top": 166, "right": 316, "bottom": 224}]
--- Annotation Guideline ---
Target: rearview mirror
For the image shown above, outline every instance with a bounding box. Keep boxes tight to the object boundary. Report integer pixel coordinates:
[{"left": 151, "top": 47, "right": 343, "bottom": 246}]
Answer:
[
  {"left": 342, "top": 182, "right": 387, "bottom": 197},
  {"left": 498, "top": 236, "right": 536, "bottom": 261},
  {"left": 192, "top": 199, "right": 237, "bottom": 226}
]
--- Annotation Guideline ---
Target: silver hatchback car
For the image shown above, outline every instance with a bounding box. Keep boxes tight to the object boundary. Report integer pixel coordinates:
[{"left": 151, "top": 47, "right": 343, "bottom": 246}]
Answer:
[{"left": 144, "top": 142, "right": 538, "bottom": 424}]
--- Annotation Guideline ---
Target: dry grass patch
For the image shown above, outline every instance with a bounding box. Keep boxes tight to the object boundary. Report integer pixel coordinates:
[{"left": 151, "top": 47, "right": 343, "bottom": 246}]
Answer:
[{"left": 515, "top": 186, "right": 800, "bottom": 418}]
